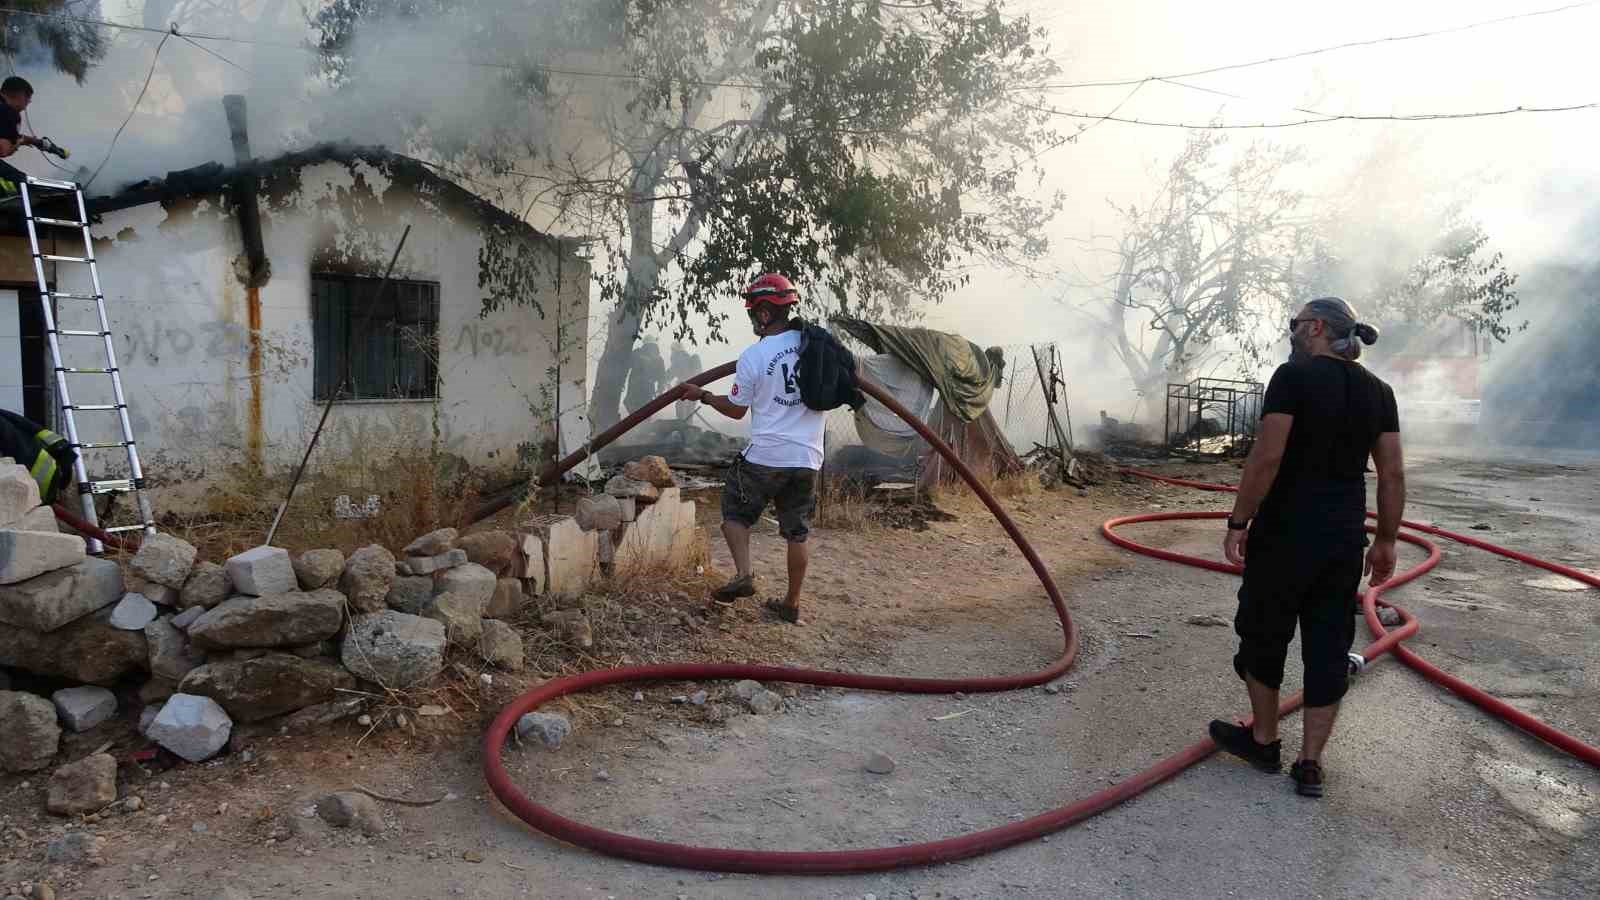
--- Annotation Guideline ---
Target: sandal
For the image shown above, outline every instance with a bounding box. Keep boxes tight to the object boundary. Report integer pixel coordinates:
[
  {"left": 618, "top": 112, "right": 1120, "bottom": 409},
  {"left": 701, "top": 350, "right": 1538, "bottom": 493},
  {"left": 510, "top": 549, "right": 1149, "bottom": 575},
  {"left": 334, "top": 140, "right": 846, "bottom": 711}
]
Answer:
[
  {"left": 763, "top": 598, "right": 801, "bottom": 624},
  {"left": 1290, "top": 759, "right": 1324, "bottom": 798}
]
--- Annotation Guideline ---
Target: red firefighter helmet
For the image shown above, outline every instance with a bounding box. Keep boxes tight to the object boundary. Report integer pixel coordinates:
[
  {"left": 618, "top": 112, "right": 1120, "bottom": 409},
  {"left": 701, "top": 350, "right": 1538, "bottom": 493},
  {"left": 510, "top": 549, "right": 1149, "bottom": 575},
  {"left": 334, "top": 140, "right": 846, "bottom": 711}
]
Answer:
[{"left": 741, "top": 272, "right": 799, "bottom": 308}]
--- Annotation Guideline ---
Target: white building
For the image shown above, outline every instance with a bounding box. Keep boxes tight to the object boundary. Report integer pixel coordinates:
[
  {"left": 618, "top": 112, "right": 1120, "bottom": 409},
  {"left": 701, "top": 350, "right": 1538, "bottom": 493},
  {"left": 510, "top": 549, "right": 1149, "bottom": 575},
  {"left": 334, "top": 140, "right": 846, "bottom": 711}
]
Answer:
[{"left": 1, "top": 144, "right": 591, "bottom": 514}]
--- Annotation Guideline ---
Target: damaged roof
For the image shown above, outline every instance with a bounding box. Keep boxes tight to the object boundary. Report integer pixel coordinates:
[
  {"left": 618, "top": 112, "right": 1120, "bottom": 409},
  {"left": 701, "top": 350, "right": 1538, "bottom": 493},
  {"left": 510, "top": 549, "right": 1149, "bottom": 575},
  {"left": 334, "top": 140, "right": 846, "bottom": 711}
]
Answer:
[{"left": 3, "top": 143, "right": 582, "bottom": 248}]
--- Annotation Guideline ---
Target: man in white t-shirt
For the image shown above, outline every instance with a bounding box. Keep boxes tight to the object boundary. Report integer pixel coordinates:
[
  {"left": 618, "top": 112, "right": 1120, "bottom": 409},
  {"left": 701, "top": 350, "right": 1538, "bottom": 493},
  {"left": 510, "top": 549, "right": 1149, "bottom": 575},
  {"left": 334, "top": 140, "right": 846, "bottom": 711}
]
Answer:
[{"left": 679, "top": 273, "right": 824, "bottom": 624}]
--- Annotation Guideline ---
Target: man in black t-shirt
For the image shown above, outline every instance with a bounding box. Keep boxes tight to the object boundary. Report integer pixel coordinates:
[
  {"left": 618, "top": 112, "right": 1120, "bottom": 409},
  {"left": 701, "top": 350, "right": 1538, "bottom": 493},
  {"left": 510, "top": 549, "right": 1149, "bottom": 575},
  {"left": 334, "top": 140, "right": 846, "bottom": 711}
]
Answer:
[
  {"left": 1208, "top": 296, "right": 1406, "bottom": 799},
  {"left": 1, "top": 76, "right": 39, "bottom": 197}
]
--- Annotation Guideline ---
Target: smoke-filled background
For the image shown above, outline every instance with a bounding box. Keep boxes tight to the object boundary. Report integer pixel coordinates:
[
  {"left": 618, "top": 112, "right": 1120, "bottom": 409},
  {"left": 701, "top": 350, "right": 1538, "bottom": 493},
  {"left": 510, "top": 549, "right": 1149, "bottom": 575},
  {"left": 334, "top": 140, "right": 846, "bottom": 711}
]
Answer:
[{"left": 6, "top": 0, "right": 1598, "bottom": 447}]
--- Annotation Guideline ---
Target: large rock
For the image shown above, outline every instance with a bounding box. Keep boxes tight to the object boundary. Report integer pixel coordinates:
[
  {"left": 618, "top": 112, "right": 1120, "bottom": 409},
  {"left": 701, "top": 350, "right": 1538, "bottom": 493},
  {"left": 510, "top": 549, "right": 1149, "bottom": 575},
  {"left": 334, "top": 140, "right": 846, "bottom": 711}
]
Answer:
[
  {"left": 435, "top": 562, "right": 495, "bottom": 609},
  {"left": 129, "top": 532, "right": 197, "bottom": 590},
  {"left": 0, "top": 462, "right": 42, "bottom": 527},
  {"left": 622, "top": 455, "right": 677, "bottom": 488},
  {"left": 486, "top": 577, "right": 522, "bottom": 619},
  {"left": 126, "top": 572, "right": 179, "bottom": 607},
  {"left": 292, "top": 549, "right": 345, "bottom": 591},
  {"left": 51, "top": 685, "right": 117, "bottom": 732},
  {"left": 403, "top": 528, "right": 457, "bottom": 557},
  {"left": 146, "top": 616, "right": 206, "bottom": 682},
  {"left": 0, "top": 690, "right": 60, "bottom": 772},
  {"left": 457, "top": 530, "right": 518, "bottom": 576},
  {"left": 515, "top": 711, "right": 570, "bottom": 749},
  {"left": 342, "top": 611, "right": 447, "bottom": 689},
  {"left": 0, "top": 556, "right": 123, "bottom": 632},
  {"left": 109, "top": 592, "right": 159, "bottom": 630},
  {"left": 340, "top": 545, "right": 396, "bottom": 614},
  {"left": 423, "top": 591, "right": 483, "bottom": 646},
  {"left": 604, "top": 475, "right": 659, "bottom": 503},
  {"left": 47, "top": 753, "right": 117, "bottom": 815},
  {"left": 178, "top": 654, "right": 355, "bottom": 722},
  {"left": 187, "top": 589, "right": 344, "bottom": 650},
  {"left": 145, "top": 693, "right": 232, "bottom": 762},
  {"left": 478, "top": 619, "right": 524, "bottom": 670},
  {"left": 0, "top": 607, "right": 148, "bottom": 685},
  {"left": 0, "top": 530, "right": 86, "bottom": 585},
  {"left": 574, "top": 494, "right": 623, "bottom": 532},
  {"left": 179, "top": 562, "right": 232, "bottom": 610},
  {"left": 224, "top": 546, "right": 297, "bottom": 596},
  {"left": 403, "top": 548, "right": 465, "bottom": 576},
  {"left": 385, "top": 575, "right": 433, "bottom": 615}
]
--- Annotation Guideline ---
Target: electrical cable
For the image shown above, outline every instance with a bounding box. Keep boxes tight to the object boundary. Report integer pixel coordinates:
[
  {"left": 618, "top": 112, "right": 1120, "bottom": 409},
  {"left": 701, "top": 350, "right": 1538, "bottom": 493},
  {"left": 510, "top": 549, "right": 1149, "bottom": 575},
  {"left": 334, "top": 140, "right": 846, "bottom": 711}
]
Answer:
[{"left": 83, "top": 28, "right": 169, "bottom": 190}]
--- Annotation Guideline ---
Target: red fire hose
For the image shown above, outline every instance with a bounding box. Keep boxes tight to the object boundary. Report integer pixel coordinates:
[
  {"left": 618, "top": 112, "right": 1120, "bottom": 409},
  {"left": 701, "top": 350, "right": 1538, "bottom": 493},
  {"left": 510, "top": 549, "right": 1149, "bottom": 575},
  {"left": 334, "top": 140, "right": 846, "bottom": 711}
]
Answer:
[{"left": 481, "top": 374, "right": 1600, "bottom": 874}]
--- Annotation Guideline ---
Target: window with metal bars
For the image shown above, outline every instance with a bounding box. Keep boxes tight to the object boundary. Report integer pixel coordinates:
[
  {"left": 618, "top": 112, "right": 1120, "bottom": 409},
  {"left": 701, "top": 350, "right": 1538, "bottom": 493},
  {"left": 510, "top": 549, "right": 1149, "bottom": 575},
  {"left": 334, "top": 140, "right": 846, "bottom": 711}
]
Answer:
[{"left": 311, "top": 275, "right": 440, "bottom": 401}]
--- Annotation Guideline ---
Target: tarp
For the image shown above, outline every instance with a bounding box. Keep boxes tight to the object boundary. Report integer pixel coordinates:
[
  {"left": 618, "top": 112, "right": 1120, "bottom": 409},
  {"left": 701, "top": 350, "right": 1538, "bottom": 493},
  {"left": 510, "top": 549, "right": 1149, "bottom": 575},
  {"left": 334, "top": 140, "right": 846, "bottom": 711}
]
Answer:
[
  {"left": 834, "top": 318, "right": 1002, "bottom": 422},
  {"left": 852, "top": 353, "right": 935, "bottom": 458}
]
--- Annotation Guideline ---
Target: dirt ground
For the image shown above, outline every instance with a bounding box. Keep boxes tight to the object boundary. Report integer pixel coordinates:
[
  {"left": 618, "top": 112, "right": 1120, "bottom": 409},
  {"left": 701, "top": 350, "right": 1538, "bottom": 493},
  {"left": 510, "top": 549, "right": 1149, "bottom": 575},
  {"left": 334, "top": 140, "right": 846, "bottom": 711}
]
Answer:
[{"left": 2, "top": 448, "right": 1597, "bottom": 899}]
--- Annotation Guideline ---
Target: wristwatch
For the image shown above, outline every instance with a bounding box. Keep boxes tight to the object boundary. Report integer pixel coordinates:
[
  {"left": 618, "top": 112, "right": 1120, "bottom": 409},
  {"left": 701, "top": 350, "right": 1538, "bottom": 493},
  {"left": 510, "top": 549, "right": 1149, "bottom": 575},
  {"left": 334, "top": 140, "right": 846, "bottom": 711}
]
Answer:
[{"left": 1226, "top": 517, "right": 1250, "bottom": 530}]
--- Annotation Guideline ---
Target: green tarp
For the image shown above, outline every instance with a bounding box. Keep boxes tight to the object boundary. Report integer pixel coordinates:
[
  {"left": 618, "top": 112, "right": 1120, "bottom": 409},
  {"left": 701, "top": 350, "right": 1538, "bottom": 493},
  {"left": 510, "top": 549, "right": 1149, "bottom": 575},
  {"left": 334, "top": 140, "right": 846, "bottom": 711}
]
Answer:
[{"left": 833, "top": 318, "right": 1002, "bottom": 423}]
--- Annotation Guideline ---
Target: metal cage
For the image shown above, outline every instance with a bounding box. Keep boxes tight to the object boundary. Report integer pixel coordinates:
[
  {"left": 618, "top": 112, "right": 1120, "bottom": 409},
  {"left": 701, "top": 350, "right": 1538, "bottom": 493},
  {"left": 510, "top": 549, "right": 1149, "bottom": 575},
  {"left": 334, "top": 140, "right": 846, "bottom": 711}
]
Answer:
[{"left": 1164, "top": 377, "right": 1264, "bottom": 459}]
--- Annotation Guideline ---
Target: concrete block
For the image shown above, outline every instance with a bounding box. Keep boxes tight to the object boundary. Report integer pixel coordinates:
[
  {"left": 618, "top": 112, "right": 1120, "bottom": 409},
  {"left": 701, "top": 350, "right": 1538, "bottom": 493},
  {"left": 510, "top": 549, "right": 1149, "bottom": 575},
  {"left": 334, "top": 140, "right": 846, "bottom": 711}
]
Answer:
[
  {"left": 146, "top": 693, "right": 232, "bottom": 762},
  {"left": 0, "top": 556, "right": 123, "bottom": 632},
  {"left": 575, "top": 494, "right": 622, "bottom": 532},
  {"left": 518, "top": 532, "right": 545, "bottom": 591},
  {"left": 15, "top": 506, "right": 57, "bottom": 532},
  {"left": 614, "top": 500, "right": 676, "bottom": 575},
  {"left": 51, "top": 685, "right": 117, "bottom": 732},
  {"left": 225, "top": 546, "right": 297, "bottom": 596},
  {"left": 0, "top": 530, "right": 87, "bottom": 585},
  {"left": 670, "top": 500, "right": 700, "bottom": 567},
  {"left": 521, "top": 515, "right": 597, "bottom": 596},
  {"left": 486, "top": 577, "right": 522, "bottom": 619},
  {"left": 0, "top": 463, "right": 41, "bottom": 528},
  {"left": 129, "top": 532, "right": 197, "bottom": 590}
]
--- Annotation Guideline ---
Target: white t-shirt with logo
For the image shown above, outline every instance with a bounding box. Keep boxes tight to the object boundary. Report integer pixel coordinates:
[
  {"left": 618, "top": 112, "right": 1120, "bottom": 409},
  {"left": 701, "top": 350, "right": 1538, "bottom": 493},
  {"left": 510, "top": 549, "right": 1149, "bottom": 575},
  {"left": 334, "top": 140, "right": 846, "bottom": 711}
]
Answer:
[{"left": 728, "top": 329, "right": 825, "bottom": 470}]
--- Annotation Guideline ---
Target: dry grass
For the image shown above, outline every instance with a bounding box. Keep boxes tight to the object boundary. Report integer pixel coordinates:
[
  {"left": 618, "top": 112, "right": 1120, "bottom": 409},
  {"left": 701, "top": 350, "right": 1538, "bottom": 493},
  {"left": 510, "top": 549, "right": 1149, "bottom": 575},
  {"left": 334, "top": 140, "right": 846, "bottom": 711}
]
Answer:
[
  {"left": 153, "top": 419, "right": 494, "bottom": 561},
  {"left": 812, "top": 476, "right": 878, "bottom": 532}
]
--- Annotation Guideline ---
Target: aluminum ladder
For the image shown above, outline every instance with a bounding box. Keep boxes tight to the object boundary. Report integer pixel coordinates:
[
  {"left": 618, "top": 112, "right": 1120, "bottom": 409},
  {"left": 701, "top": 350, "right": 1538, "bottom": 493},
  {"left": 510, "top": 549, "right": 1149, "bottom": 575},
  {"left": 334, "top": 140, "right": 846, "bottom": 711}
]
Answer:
[{"left": 19, "top": 175, "right": 155, "bottom": 552}]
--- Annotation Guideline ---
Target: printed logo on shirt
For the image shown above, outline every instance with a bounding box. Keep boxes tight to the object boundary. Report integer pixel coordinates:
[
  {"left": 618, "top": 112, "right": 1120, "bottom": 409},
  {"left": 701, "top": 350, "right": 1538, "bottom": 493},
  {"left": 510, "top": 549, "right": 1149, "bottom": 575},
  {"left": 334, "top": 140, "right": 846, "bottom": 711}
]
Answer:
[{"left": 765, "top": 346, "right": 803, "bottom": 406}]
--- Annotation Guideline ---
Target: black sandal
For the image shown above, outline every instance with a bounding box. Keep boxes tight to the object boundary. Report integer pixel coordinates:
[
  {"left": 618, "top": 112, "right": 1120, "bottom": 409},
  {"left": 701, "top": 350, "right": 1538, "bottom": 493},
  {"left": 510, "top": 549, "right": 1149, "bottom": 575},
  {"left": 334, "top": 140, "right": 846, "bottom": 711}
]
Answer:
[
  {"left": 1290, "top": 759, "right": 1324, "bottom": 798},
  {"left": 763, "top": 598, "right": 801, "bottom": 624}
]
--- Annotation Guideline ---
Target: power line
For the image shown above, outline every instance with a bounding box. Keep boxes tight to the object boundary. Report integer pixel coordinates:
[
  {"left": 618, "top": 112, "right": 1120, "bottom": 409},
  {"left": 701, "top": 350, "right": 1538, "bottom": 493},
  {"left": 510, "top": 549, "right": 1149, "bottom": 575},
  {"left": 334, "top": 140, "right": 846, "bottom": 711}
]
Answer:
[
  {"left": 2, "top": 1, "right": 1596, "bottom": 98},
  {"left": 1034, "top": 0, "right": 1600, "bottom": 90},
  {"left": 85, "top": 29, "right": 169, "bottom": 189},
  {"left": 1007, "top": 95, "right": 1600, "bottom": 130}
]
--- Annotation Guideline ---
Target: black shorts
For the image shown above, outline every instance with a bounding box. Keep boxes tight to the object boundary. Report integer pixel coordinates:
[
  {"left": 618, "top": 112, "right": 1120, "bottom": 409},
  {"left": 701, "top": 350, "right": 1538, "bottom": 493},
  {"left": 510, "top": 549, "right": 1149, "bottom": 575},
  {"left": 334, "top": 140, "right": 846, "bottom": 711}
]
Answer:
[
  {"left": 1233, "top": 533, "right": 1362, "bottom": 708},
  {"left": 721, "top": 455, "right": 817, "bottom": 543}
]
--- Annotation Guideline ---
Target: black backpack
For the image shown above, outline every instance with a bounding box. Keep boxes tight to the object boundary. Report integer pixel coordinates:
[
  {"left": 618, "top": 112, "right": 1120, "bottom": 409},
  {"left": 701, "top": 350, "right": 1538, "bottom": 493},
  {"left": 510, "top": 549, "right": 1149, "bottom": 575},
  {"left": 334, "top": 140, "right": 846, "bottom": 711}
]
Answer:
[{"left": 794, "top": 320, "right": 866, "bottom": 412}]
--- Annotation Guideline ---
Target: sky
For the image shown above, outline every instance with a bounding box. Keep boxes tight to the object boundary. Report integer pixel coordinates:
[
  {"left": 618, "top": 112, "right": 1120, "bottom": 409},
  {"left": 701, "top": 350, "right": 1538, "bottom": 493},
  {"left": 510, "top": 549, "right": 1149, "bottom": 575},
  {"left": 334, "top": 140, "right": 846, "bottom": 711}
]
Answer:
[{"left": 6, "top": 0, "right": 1598, "bottom": 417}]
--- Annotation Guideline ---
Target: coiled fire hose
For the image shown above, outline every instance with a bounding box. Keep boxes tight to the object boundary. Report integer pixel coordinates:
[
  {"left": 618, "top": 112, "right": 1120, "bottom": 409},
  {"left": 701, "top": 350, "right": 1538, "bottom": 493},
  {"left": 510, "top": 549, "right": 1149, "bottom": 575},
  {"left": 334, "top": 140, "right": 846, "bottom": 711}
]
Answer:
[{"left": 481, "top": 364, "right": 1600, "bottom": 874}]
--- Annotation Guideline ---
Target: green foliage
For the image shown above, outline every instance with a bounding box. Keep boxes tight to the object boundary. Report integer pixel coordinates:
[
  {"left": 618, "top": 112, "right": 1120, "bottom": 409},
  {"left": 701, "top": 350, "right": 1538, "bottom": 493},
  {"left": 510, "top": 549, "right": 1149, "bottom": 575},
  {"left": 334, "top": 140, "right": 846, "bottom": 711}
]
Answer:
[{"left": 1, "top": 1, "right": 107, "bottom": 82}]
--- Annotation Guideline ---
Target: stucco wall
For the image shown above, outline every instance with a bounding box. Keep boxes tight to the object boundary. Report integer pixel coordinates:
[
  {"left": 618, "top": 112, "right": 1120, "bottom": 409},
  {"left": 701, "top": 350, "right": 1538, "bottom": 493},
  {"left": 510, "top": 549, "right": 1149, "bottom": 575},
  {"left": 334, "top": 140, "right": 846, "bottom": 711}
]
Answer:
[{"left": 47, "top": 160, "right": 588, "bottom": 509}]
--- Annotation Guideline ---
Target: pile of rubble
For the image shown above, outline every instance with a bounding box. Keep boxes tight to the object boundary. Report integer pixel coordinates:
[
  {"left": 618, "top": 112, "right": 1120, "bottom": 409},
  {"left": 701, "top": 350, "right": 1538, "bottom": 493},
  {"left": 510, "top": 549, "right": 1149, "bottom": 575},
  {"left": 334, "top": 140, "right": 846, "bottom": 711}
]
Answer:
[{"left": 0, "top": 454, "right": 707, "bottom": 818}]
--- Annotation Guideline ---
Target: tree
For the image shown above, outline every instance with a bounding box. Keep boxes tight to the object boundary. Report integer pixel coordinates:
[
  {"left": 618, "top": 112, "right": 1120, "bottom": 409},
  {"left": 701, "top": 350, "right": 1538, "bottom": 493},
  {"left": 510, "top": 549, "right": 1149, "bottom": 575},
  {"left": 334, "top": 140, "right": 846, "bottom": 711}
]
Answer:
[
  {"left": 313, "top": 0, "right": 1063, "bottom": 428},
  {"left": 1075, "top": 131, "right": 1520, "bottom": 407},
  {"left": 1, "top": 1, "right": 107, "bottom": 81},
  {"left": 1075, "top": 132, "right": 1316, "bottom": 401}
]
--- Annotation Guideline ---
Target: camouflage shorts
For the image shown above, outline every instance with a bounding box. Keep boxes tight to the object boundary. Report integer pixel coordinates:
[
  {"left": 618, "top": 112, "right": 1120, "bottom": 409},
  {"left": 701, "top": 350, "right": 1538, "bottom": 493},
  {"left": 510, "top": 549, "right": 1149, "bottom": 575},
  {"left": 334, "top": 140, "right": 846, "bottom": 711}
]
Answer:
[{"left": 720, "top": 455, "right": 817, "bottom": 543}]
